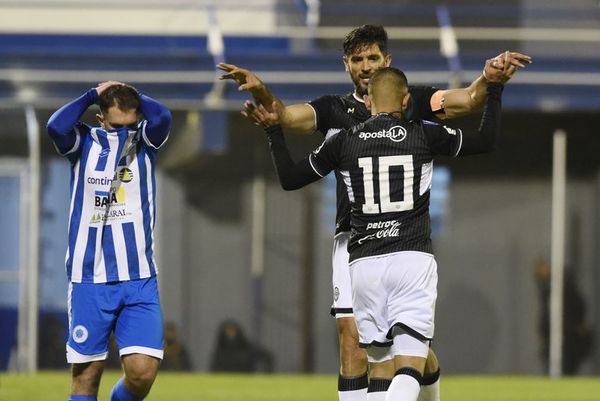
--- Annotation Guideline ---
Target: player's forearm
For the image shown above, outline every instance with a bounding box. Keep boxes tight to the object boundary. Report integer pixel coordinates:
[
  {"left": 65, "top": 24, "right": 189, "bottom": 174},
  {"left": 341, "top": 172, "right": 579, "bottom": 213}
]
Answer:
[
  {"left": 442, "top": 75, "right": 488, "bottom": 119},
  {"left": 139, "top": 94, "right": 172, "bottom": 146},
  {"left": 264, "top": 125, "right": 321, "bottom": 190},
  {"left": 47, "top": 89, "right": 96, "bottom": 149},
  {"left": 458, "top": 82, "right": 503, "bottom": 155}
]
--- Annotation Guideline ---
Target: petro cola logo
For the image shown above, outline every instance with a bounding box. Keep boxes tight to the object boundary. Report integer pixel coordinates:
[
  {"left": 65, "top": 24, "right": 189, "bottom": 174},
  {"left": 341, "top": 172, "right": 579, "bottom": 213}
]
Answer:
[{"left": 359, "top": 125, "right": 407, "bottom": 143}]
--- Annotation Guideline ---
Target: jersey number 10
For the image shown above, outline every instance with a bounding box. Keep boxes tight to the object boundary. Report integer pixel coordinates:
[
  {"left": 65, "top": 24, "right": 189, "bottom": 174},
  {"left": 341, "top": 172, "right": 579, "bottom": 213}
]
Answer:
[{"left": 358, "top": 155, "right": 414, "bottom": 214}]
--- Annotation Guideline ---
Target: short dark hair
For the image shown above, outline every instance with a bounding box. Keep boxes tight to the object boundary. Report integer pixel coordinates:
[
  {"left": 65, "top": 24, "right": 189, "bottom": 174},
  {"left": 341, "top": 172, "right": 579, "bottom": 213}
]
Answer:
[
  {"left": 370, "top": 67, "right": 408, "bottom": 89},
  {"left": 343, "top": 24, "right": 388, "bottom": 56},
  {"left": 97, "top": 84, "right": 140, "bottom": 114}
]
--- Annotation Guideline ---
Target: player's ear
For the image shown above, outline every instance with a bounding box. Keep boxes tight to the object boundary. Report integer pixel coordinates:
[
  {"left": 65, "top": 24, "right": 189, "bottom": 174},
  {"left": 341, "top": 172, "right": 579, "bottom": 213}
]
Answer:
[
  {"left": 343, "top": 55, "right": 349, "bottom": 72},
  {"left": 401, "top": 92, "right": 410, "bottom": 112},
  {"left": 96, "top": 113, "right": 105, "bottom": 128},
  {"left": 384, "top": 54, "right": 392, "bottom": 67}
]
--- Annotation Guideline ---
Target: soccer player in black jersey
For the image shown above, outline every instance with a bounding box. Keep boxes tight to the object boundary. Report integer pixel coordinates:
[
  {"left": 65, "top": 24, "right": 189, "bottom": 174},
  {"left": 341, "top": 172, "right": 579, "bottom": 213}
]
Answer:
[
  {"left": 250, "top": 66, "right": 504, "bottom": 401},
  {"left": 219, "top": 25, "right": 529, "bottom": 401}
]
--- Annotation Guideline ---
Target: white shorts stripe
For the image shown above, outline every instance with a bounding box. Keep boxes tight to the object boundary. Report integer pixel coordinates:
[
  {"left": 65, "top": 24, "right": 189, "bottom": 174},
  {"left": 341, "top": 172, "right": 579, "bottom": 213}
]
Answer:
[{"left": 120, "top": 346, "right": 164, "bottom": 360}]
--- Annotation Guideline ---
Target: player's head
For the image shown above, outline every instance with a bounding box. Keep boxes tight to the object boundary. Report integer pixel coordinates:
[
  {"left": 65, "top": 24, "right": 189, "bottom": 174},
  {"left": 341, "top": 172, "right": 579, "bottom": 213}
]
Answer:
[
  {"left": 96, "top": 84, "right": 141, "bottom": 131},
  {"left": 342, "top": 25, "right": 392, "bottom": 97},
  {"left": 365, "top": 67, "right": 410, "bottom": 115}
]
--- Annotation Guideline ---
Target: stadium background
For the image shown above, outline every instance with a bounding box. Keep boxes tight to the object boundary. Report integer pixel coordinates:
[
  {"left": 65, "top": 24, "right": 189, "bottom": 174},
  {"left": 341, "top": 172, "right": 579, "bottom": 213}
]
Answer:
[{"left": 0, "top": 0, "right": 599, "bottom": 383}]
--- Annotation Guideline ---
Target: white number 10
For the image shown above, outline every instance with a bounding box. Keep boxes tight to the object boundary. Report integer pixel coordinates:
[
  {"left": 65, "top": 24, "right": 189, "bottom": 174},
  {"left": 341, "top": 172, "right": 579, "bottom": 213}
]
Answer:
[{"left": 358, "top": 155, "right": 414, "bottom": 214}]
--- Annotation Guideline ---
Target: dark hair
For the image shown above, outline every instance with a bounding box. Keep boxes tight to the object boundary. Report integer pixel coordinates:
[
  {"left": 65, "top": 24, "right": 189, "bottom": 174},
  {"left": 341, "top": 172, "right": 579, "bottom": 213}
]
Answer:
[
  {"left": 343, "top": 24, "right": 388, "bottom": 56},
  {"left": 97, "top": 84, "right": 140, "bottom": 114},
  {"left": 370, "top": 67, "right": 408, "bottom": 90}
]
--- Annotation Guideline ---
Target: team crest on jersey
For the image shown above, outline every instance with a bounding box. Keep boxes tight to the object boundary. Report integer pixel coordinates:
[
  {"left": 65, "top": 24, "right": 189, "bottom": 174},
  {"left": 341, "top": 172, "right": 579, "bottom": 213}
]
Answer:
[
  {"left": 72, "top": 325, "right": 89, "bottom": 343},
  {"left": 359, "top": 125, "right": 407, "bottom": 143},
  {"left": 118, "top": 167, "right": 134, "bottom": 183}
]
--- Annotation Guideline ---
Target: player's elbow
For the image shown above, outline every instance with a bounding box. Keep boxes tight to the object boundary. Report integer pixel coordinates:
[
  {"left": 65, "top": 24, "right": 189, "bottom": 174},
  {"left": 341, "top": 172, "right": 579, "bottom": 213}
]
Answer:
[
  {"left": 278, "top": 175, "right": 305, "bottom": 191},
  {"left": 280, "top": 180, "right": 302, "bottom": 191}
]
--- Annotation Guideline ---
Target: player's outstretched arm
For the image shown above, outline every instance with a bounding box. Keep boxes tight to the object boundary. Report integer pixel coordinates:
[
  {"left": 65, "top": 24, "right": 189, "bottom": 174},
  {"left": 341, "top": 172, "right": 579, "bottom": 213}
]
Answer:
[
  {"left": 250, "top": 103, "right": 324, "bottom": 190},
  {"left": 217, "top": 63, "right": 316, "bottom": 134},
  {"left": 436, "top": 51, "right": 531, "bottom": 119},
  {"left": 457, "top": 81, "right": 504, "bottom": 155}
]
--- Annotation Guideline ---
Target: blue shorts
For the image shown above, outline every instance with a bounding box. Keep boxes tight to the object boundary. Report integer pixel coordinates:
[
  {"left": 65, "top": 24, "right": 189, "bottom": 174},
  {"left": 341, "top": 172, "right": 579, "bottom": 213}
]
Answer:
[{"left": 66, "top": 276, "right": 164, "bottom": 364}]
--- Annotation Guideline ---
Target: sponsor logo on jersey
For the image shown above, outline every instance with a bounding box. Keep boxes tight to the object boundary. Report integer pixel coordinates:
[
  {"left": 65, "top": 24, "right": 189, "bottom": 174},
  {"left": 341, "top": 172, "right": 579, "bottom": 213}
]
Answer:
[
  {"left": 359, "top": 125, "right": 407, "bottom": 143},
  {"left": 358, "top": 220, "right": 402, "bottom": 244},
  {"left": 87, "top": 176, "right": 114, "bottom": 186},
  {"left": 443, "top": 126, "right": 458, "bottom": 136},
  {"left": 347, "top": 107, "right": 355, "bottom": 114},
  {"left": 72, "top": 325, "right": 89, "bottom": 343},
  {"left": 334, "top": 286, "right": 340, "bottom": 301}
]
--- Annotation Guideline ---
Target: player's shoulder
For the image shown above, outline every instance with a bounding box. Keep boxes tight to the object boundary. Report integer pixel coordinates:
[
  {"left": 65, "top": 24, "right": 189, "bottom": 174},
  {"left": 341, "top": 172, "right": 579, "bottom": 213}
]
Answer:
[{"left": 408, "top": 85, "right": 438, "bottom": 95}]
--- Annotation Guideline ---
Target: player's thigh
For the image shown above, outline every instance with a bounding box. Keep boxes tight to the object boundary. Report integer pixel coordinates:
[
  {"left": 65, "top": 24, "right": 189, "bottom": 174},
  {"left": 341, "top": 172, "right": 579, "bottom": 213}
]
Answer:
[
  {"left": 115, "top": 276, "right": 164, "bottom": 360},
  {"left": 67, "top": 282, "right": 120, "bottom": 363},
  {"left": 331, "top": 232, "right": 353, "bottom": 318},
  {"left": 336, "top": 316, "right": 360, "bottom": 340},
  {"left": 385, "top": 252, "right": 437, "bottom": 339},
  {"left": 349, "top": 258, "right": 389, "bottom": 346}
]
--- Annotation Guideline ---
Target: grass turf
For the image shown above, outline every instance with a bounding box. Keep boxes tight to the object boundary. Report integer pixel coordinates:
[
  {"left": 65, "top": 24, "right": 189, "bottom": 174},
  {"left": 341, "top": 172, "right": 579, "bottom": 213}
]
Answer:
[{"left": 1, "top": 371, "right": 599, "bottom": 401}]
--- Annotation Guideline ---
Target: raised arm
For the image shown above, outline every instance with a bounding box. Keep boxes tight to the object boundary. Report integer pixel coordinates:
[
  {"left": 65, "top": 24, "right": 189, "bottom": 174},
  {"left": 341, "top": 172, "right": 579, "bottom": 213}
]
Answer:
[
  {"left": 217, "top": 63, "right": 316, "bottom": 134},
  {"left": 139, "top": 93, "right": 172, "bottom": 148},
  {"left": 46, "top": 88, "right": 97, "bottom": 154},
  {"left": 250, "top": 102, "right": 325, "bottom": 190},
  {"left": 457, "top": 82, "right": 503, "bottom": 155},
  {"left": 434, "top": 51, "right": 530, "bottom": 119}
]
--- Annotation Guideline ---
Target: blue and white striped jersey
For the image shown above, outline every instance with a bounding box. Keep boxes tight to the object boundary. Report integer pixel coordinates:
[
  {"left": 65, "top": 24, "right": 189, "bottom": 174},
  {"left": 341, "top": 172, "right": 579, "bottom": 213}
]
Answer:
[{"left": 47, "top": 89, "right": 171, "bottom": 283}]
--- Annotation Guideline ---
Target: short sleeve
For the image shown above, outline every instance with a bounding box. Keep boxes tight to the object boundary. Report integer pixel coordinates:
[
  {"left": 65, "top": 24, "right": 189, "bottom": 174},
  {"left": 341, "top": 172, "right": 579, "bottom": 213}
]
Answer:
[
  {"left": 421, "top": 120, "right": 462, "bottom": 157},
  {"left": 407, "top": 85, "right": 439, "bottom": 121},
  {"left": 308, "top": 95, "right": 337, "bottom": 133},
  {"left": 309, "top": 129, "right": 345, "bottom": 177}
]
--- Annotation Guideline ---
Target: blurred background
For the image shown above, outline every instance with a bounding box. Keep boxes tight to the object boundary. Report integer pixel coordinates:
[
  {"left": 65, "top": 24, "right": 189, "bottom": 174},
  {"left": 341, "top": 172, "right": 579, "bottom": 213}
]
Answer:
[{"left": 0, "top": 0, "right": 599, "bottom": 377}]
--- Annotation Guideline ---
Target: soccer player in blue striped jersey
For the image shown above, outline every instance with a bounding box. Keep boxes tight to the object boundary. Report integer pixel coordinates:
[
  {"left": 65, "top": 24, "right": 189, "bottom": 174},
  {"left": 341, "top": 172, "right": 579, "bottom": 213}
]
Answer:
[{"left": 47, "top": 81, "right": 172, "bottom": 401}]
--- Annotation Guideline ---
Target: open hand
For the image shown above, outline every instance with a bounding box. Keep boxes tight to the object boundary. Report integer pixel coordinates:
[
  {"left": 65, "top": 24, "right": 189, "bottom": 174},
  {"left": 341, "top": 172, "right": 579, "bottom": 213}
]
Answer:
[{"left": 217, "top": 63, "right": 265, "bottom": 92}]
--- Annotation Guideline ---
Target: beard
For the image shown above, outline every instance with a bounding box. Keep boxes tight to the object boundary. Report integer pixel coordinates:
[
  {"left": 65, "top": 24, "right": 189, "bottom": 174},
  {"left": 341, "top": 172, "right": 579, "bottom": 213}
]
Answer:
[{"left": 351, "top": 73, "right": 370, "bottom": 97}]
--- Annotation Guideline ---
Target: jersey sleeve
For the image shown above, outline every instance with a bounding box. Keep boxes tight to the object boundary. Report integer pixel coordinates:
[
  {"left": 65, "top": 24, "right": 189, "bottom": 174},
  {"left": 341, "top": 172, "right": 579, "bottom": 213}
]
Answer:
[
  {"left": 406, "top": 85, "right": 439, "bottom": 120},
  {"left": 309, "top": 130, "right": 344, "bottom": 177},
  {"left": 421, "top": 120, "right": 463, "bottom": 157},
  {"left": 46, "top": 88, "right": 97, "bottom": 157},
  {"left": 139, "top": 94, "right": 172, "bottom": 149},
  {"left": 264, "top": 125, "right": 323, "bottom": 190},
  {"left": 308, "top": 95, "right": 337, "bottom": 134}
]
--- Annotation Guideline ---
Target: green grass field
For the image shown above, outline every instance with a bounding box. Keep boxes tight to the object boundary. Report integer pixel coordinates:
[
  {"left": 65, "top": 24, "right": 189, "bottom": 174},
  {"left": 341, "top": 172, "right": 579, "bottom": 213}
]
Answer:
[{"left": 1, "top": 371, "right": 599, "bottom": 401}]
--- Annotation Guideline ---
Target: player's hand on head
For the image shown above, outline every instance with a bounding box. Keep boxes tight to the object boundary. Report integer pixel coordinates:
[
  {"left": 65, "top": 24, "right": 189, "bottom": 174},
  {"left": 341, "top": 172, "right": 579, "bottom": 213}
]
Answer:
[
  {"left": 95, "top": 81, "right": 127, "bottom": 95},
  {"left": 217, "top": 63, "right": 264, "bottom": 92},
  {"left": 483, "top": 51, "right": 532, "bottom": 84}
]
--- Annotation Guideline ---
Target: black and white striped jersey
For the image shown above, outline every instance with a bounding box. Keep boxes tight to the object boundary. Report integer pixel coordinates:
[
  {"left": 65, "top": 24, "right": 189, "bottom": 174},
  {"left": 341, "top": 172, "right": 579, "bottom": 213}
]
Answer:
[
  {"left": 308, "top": 113, "right": 462, "bottom": 262},
  {"left": 309, "top": 86, "right": 439, "bottom": 235}
]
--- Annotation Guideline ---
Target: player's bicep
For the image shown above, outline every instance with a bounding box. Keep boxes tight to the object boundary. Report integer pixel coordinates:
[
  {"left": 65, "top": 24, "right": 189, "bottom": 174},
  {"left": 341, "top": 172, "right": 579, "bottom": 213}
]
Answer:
[{"left": 281, "top": 103, "right": 317, "bottom": 135}]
